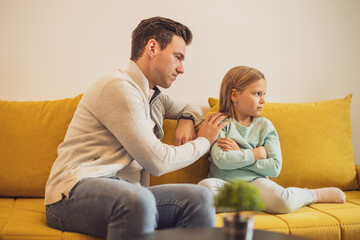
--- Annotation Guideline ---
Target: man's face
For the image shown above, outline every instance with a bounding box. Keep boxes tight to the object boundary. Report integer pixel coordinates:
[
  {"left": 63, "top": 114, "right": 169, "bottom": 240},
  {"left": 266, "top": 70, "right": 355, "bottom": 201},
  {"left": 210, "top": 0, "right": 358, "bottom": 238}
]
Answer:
[{"left": 149, "top": 35, "right": 186, "bottom": 89}]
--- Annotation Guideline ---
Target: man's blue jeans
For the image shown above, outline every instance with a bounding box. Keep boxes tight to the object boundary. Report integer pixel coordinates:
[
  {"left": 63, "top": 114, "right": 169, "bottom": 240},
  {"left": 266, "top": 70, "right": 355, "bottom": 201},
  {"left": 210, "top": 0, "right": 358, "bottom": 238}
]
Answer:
[{"left": 46, "top": 178, "right": 215, "bottom": 240}]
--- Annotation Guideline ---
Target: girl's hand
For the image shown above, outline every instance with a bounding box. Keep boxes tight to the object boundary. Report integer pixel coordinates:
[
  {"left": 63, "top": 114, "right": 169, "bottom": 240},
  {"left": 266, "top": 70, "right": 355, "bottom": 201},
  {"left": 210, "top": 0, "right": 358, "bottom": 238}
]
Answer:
[
  {"left": 217, "top": 137, "right": 241, "bottom": 151},
  {"left": 251, "top": 146, "right": 267, "bottom": 161}
]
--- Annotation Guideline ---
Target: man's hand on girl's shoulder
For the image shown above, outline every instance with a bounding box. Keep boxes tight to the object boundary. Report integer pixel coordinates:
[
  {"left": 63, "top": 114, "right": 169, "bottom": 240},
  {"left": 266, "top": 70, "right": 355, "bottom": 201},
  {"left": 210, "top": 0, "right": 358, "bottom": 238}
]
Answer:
[{"left": 197, "top": 113, "right": 229, "bottom": 145}]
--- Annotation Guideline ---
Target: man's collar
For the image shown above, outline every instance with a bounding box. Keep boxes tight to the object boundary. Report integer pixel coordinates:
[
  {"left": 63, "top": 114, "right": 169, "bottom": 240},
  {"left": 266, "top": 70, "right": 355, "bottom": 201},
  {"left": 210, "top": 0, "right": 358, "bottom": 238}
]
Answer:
[{"left": 123, "top": 60, "right": 160, "bottom": 102}]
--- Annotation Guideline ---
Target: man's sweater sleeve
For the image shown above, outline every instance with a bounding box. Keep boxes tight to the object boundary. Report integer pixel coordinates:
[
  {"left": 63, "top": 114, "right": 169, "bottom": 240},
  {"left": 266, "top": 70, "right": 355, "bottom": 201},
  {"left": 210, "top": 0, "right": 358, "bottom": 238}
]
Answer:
[
  {"left": 95, "top": 79, "right": 210, "bottom": 176},
  {"left": 159, "top": 93, "right": 204, "bottom": 127}
]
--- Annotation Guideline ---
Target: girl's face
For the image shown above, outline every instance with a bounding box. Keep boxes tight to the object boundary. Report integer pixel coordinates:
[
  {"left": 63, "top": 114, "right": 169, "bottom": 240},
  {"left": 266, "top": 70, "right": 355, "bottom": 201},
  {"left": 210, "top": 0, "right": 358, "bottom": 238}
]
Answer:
[{"left": 231, "top": 79, "right": 267, "bottom": 122}]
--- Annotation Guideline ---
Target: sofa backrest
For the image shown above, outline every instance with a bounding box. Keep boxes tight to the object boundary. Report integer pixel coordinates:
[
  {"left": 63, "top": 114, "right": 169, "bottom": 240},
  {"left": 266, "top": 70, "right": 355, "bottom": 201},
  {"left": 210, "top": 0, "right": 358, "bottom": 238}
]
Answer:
[
  {"left": 1, "top": 94, "right": 357, "bottom": 197},
  {"left": 0, "top": 95, "right": 82, "bottom": 197}
]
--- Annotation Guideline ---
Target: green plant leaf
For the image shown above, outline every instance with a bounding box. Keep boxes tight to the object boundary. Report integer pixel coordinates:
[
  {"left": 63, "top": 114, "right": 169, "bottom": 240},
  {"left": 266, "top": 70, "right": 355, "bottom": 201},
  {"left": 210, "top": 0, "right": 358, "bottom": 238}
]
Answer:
[{"left": 214, "top": 180, "right": 265, "bottom": 212}]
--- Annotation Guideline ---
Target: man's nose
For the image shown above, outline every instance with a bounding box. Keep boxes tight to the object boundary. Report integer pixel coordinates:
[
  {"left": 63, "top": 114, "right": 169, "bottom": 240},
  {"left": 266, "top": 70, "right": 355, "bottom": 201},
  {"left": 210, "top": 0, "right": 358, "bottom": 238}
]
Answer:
[{"left": 176, "top": 62, "right": 184, "bottom": 74}]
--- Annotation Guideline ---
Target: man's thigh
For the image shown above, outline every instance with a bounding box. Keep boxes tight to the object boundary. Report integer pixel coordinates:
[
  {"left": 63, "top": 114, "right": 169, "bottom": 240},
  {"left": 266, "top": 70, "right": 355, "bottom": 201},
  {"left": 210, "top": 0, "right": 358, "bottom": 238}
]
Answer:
[{"left": 46, "top": 178, "right": 156, "bottom": 238}]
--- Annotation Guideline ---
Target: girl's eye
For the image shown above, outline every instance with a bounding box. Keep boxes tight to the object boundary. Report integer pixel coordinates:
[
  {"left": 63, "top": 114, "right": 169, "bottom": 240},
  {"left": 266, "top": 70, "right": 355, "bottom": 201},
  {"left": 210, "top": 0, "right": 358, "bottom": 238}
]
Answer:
[{"left": 254, "top": 92, "right": 260, "bottom": 96}]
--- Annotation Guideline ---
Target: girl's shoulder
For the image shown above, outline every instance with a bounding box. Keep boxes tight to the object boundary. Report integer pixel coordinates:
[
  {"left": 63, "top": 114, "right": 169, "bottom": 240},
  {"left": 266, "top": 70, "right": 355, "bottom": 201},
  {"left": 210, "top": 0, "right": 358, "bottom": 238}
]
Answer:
[{"left": 255, "top": 116, "right": 276, "bottom": 129}]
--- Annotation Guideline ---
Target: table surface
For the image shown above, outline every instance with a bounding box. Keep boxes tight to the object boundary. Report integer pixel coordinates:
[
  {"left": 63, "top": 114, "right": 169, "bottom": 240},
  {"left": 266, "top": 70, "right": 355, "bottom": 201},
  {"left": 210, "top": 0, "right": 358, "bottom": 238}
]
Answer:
[{"left": 128, "top": 227, "right": 309, "bottom": 240}]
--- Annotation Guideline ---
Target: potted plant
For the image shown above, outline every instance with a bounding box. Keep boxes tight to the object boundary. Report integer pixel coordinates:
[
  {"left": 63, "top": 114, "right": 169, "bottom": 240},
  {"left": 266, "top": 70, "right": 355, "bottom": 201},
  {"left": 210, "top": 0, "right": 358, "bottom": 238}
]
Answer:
[{"left": 214, "top": 180, "right": 265, "bottom": 240}]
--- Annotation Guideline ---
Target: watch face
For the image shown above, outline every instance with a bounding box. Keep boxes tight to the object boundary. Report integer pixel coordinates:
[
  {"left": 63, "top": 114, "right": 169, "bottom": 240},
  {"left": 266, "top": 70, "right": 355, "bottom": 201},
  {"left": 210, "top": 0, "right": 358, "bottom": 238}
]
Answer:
[{"left": 179, "top": 113, "right": 195, "bottom": 122}]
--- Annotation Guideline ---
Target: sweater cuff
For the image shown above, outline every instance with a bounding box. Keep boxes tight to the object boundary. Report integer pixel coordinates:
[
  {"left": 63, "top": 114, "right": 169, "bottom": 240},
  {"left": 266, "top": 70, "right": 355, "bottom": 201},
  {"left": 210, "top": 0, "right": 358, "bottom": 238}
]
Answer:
[{"left": 244, "top": 149, "right": 255, "bottom": 163}]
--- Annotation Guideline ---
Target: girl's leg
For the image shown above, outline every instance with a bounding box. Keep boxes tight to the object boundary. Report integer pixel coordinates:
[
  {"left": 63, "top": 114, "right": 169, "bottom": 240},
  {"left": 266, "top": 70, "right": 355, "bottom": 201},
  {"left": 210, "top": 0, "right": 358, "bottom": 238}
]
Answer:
[
  {"left": 250, "top": 178, "right": 317, "bottom": 214},
  {"left": 198, "top": 178, "right": 227, "bottom": 196},
  {"left": 250, "top": 178, "right": 346, "bottom": 214},
  {"left": 312, "top": 187, "right": 346, "bottom": 203}
]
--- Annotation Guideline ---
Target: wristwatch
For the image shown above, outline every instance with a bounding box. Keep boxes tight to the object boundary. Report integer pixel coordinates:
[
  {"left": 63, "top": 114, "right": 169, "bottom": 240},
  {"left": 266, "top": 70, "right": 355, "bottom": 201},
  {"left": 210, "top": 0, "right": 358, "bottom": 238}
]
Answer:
[{"left": 179, "top": 113, "right": 195, "bottom": 123}]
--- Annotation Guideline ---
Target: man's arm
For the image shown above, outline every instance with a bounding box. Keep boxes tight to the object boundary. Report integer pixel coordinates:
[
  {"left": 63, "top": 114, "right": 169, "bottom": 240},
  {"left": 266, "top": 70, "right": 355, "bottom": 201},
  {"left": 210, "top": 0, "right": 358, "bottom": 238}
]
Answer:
[
  {"left": 157, "top": 93, "right": 204, "bottom": 146},
  {"left": 96, "top": 79, "right": 228, "bottom": 176}
]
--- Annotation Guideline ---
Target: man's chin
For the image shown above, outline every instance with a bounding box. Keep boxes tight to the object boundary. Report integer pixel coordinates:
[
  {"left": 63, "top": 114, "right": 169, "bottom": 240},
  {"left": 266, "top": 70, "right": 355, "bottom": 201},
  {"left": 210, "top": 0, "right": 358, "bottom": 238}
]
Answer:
[{"left": 158, "top": 81, "right": 174, "bottom": 89}]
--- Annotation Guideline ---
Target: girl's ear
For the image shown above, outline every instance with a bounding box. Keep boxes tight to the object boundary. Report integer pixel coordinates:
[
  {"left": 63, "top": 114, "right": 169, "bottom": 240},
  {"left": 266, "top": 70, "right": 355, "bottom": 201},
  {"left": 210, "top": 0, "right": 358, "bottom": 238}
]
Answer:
[{"left": 231, "top": 89, "right": 238, "bottom": 103}]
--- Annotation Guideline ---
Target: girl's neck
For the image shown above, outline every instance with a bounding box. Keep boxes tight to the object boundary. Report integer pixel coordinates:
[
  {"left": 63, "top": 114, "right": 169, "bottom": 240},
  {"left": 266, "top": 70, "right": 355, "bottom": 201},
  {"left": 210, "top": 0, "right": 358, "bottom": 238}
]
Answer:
[{"left": 235, "top": 115, "right": 253, "bottom": 127}]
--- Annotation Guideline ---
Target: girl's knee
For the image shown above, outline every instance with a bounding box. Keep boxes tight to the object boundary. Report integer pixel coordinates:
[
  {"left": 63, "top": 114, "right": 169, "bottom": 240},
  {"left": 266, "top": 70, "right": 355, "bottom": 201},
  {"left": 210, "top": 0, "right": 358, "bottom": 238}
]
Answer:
[
  {"left": 197, "top": 178, "right": 225, "bottom": 196},
  {"left": 265, "top": 194, "right": 297, "bottom": 214}
]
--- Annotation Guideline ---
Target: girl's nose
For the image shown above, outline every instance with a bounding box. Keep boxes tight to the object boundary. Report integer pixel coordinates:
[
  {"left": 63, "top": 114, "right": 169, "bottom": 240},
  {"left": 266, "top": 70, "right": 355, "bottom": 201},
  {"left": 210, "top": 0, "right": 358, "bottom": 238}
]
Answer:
[{"left": 260, "top": 96, "right": 266, "bottom": 104}]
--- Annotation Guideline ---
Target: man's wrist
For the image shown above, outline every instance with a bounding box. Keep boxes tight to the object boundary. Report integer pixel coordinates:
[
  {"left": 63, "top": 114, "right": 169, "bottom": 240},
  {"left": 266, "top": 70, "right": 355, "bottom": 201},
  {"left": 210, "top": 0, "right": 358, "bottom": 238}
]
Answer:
[{"left": 178, "top": 113, "right": 195, "bottom": 123}]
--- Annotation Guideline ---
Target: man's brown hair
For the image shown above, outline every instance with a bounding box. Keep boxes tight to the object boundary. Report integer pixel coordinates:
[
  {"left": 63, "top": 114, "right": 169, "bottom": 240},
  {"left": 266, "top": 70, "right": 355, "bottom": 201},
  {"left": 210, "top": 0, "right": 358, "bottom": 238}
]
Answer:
[{"left": 131, "top": 16, "right": 193, "bottom": 61}]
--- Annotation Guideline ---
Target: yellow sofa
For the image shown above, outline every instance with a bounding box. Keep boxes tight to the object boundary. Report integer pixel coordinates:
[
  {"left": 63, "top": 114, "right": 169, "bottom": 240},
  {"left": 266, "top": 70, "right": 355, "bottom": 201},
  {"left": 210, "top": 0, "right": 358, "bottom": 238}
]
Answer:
[{"left": 1, "top": 94, "right": 359, "bottom": 240}]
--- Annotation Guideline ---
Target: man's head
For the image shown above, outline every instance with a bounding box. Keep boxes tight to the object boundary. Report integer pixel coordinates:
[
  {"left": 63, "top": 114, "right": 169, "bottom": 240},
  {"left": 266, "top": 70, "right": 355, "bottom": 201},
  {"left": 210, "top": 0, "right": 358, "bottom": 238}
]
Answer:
[
  {"left": 131, "top": 17, "right": 193, "bottom": 89},
  {"left": 131, "top": 17, "right": 192, "bottom": 61}
]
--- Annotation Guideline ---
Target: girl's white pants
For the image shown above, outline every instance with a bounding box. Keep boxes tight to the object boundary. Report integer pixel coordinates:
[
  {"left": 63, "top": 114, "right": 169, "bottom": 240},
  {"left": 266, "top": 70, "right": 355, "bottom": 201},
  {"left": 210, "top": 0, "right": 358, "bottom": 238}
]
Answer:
[{"left": 198, "top": 177, "right": 316, "bottom": 214}]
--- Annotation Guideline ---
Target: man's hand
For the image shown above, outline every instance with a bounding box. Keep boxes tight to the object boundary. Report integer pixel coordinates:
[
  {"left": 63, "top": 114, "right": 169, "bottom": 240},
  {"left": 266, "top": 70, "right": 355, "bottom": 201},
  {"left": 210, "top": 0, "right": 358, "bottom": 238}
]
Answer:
[
  {"left": 217, "top": 137, "right": 241, "bottom": 151},
  {"left": 197, "top": 113, "right": 229, "bottom": 145},
  {"left": 174, "top": 119, "right": 196, "bottom": 146}
]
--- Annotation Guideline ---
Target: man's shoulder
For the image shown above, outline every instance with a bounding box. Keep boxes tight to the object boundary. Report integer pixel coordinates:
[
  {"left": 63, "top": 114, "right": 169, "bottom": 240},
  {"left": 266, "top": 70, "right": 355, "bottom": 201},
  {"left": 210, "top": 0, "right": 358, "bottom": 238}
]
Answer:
[{"left": 89, "top": 70, "right": 140, "bottom": 95}]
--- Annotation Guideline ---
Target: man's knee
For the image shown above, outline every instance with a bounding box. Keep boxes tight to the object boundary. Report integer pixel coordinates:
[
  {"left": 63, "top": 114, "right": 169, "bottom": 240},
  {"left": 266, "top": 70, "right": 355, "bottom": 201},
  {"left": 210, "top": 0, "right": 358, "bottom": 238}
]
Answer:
[{"left": 117, "top": 187, "right": 157, "bottom": 216}]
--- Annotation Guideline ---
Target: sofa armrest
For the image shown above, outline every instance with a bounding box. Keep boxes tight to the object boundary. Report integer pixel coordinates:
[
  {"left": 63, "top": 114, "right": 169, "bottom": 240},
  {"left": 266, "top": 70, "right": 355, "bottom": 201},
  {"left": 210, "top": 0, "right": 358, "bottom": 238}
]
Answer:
[{"left": 356, "top": 165, "right": 360, "bottom": 189}]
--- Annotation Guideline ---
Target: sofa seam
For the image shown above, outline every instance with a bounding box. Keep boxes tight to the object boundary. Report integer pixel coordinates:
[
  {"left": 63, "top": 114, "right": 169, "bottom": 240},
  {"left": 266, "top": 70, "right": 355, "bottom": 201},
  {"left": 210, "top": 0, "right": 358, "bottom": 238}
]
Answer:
[
  {"left": 265, "top": 214, "right": 291, "bottom": 232},
  {"left": 347, "top": 199, "right": 360, "bottom": 207},
  {"left": 308, "top": 205, "right": 343, "bottom": 237},
  {"left": 0, "top": 198, "right": 16, "bottom": 236}
]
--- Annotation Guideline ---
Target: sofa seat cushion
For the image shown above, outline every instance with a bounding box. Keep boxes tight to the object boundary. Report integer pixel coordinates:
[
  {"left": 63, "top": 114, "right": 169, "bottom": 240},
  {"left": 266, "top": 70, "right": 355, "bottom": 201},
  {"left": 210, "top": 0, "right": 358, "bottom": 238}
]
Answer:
[
  {"left": 2, "top": 192, "right": 360, "bottom": 240},
  {"left": 216, "top": 191, "right": 360, "bottom": 240},
  {"left": 0, "top": 198, "right": 101, "bottom": 240},
  {"left": 0, "top": 95, "right": 82, "bottom": 197}
]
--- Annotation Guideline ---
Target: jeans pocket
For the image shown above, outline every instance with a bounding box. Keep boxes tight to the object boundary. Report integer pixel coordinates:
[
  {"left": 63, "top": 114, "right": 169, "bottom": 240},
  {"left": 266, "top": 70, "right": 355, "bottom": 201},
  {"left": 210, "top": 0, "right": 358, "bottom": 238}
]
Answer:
[{"left": 46, "top": 205, "right": 65, "bottom": 231}]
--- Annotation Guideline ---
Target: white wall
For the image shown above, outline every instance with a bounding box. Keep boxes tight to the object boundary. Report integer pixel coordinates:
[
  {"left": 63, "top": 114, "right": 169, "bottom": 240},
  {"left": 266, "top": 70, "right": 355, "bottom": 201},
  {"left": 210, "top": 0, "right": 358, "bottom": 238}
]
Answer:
[{"left": 1, "top": 0, "right": 359, "bottom": 164}]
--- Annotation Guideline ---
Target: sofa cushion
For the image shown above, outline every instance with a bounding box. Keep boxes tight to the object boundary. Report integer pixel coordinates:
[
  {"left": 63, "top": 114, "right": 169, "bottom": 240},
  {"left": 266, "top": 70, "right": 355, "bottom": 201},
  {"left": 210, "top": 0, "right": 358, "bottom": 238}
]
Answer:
[
  {"left": 207, "top": 94, "right": 357, "bottom": 190},
  {"left": 0, "top": 95, "right": 82, "bottom": 197},
  {"left": 0, "top": 198, "right": 102, "bottom": 240},
  {"left": 216, "top": 191, "right": 360, "bottom": 240}
]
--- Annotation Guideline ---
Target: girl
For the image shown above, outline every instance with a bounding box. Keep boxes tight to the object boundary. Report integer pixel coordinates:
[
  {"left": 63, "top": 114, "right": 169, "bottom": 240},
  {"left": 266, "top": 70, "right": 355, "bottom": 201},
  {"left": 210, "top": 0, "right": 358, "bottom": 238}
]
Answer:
[{"left": 198, "top": 66, "right": 346, "bottom": 214}]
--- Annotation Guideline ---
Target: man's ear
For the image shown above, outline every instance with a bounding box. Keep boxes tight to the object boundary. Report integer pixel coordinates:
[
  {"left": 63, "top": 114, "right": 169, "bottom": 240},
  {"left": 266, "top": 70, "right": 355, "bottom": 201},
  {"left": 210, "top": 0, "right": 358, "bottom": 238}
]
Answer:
[
  {"left": 145, "top": 39, "right": 157, "bottom": 58},
  {"left": 231, "top": 89, "right": 238, "bottom": 103}
]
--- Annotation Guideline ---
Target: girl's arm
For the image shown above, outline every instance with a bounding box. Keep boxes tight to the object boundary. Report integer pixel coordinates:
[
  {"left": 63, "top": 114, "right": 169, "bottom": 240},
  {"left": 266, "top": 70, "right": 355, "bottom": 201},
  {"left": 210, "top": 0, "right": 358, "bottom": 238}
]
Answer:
[
  {"left": 210, "top": 130, "right": 256, "bottom": 170},
  {"left": 244, "top": 127, "right": 282, "bottom": 177}
]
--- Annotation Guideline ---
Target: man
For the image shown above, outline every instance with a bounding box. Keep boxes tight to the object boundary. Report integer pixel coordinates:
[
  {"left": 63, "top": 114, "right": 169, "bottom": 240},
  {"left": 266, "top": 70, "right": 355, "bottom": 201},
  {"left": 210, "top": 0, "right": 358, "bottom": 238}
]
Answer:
[{"left": 45, "top": 16, "right": 228, "bottom": 240}]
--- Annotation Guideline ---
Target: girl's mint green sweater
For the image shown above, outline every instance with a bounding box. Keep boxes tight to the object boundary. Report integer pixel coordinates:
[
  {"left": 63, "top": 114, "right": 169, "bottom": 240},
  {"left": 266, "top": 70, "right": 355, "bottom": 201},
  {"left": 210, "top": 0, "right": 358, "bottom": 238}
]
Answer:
[{"left": 209, "top": 117, "right": 282, "bottom": 182}]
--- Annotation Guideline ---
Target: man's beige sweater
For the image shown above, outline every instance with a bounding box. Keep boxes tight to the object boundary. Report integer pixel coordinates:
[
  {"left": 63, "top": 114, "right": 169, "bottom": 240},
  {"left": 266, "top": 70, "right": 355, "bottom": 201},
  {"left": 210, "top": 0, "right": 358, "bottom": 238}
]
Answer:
[{"left": 45, "top": 61, "right": 210, "bottom": 205}]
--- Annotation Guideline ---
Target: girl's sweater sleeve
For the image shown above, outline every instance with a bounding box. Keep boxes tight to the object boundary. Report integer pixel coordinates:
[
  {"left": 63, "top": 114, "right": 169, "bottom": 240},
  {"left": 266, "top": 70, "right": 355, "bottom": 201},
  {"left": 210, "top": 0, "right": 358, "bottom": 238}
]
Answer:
[
  {"left": 210, "top": 127, "right": 255, "bottom": 170},
  {"left": 244, "top": 123, "right": 282, "bottom": 177}
]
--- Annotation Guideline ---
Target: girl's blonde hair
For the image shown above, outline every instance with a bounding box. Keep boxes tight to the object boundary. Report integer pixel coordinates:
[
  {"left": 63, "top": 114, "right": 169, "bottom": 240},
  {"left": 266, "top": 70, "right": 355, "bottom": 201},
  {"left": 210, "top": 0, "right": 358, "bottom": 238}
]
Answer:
[{"left": 219, "top": 66, "right": 265, "bottom": 118}]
